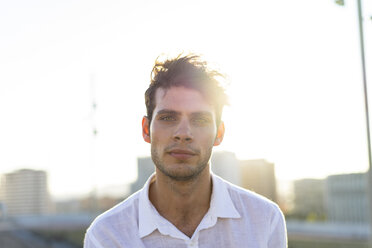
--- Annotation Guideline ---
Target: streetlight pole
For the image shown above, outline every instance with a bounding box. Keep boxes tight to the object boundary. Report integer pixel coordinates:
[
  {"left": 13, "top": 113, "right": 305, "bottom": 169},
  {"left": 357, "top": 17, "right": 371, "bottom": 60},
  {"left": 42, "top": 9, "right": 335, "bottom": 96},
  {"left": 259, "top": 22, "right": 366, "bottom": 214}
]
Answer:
[
  {"left": 356, "top": 0, "right": 372, "bottom": 247},
  {"left": 336, "top": 0, "right": 372, "bottom": 246}
]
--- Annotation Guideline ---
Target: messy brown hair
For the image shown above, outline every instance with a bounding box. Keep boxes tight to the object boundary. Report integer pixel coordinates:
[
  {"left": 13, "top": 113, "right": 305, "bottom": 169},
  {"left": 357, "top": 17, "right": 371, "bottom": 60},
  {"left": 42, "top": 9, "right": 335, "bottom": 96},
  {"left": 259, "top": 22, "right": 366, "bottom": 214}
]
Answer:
[{"left": 145, "top": 54, "right": 228, "bottom": 126}]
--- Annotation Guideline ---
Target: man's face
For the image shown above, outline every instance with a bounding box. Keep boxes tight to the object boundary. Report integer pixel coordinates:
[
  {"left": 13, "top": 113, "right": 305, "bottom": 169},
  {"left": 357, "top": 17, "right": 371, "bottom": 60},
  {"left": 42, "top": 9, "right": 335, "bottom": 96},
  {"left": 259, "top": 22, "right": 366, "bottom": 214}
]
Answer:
[{"left": 142, "top": 86, "right": 224, "bottom": 181}]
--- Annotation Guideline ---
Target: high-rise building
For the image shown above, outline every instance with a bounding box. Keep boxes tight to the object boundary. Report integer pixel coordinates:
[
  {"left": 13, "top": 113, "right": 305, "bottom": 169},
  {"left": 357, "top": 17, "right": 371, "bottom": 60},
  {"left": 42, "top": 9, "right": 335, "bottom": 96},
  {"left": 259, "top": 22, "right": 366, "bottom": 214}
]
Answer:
[
  {"left": 211, "top": 151, "right": 240, "bottom": 186},
  {"left": 292, "top": 178, "right": 325, "bottom": 219},
  {"left": 0, "top": 169, "right": 51, "bottom": 216},
  {"left": 239, "top": 159, "right": 277, "bottom": 202},
  {"left": 326, "top": 173, "right": 368, "bottom": 223}
]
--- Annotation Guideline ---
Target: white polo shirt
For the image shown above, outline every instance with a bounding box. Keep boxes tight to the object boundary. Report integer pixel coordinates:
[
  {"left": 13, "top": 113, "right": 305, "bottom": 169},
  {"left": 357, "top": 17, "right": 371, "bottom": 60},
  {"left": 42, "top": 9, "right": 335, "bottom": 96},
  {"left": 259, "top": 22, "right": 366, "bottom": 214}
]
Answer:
[{"left": 84, "top": 173, "right": 287, "bottom": 248}]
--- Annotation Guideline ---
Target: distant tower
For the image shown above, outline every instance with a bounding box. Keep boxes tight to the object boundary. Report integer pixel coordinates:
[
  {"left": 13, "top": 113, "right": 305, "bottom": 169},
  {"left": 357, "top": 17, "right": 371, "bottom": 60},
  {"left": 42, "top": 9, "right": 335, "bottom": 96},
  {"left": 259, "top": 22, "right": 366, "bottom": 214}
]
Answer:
[
  {"left": 90, "top": 74, "right": 98, "bottom": 138},
  {"left": 88, "top": 74, "right": 99, "bottom": 213},
  {"left": 0, "top": 169, "right": 51, "bottom": 216}
]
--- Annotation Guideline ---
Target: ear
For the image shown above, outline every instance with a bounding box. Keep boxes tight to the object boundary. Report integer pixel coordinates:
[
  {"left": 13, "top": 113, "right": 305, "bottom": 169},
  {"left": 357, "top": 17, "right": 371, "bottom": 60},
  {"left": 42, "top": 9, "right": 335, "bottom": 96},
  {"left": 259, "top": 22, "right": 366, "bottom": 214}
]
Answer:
[
  {"left": 214, "top": 121, "right": 225, "bottom": 146},
  {"left": 142, "top": 116, "right": 151, "bottom": 143}
]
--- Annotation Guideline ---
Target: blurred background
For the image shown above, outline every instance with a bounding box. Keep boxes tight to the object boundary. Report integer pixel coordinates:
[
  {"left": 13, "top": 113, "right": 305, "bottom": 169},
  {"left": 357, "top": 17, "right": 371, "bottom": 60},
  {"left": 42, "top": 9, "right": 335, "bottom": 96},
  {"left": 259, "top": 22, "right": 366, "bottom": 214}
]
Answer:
[{"left": 1, "top": 0, "right": 372, "bottom": 247}]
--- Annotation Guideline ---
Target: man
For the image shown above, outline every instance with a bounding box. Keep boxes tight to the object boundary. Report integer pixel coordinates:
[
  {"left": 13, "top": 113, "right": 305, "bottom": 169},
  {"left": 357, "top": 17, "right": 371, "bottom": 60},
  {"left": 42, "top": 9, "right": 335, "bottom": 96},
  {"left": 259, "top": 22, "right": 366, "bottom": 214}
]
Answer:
[{"left": 84, "top": 54, "right": 287, "bottom": 247}]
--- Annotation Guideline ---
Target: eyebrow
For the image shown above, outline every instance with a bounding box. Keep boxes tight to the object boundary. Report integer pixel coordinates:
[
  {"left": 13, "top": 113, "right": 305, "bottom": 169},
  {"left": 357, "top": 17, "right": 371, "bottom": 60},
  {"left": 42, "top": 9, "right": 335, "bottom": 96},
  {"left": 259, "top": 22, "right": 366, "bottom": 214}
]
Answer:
[
  {"left": 156, "top": 109, "right": 179, "bottom": 116},
  {"left": 156, "top": 109, "right": 213, "bottom": 117}
]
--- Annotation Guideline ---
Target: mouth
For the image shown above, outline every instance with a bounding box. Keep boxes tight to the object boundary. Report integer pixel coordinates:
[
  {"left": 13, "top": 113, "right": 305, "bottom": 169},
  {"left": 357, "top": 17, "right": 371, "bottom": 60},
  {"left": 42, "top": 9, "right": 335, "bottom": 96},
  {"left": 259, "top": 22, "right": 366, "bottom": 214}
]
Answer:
[{"left": 167, "top": 149, "right": 197, "bottom": 160}]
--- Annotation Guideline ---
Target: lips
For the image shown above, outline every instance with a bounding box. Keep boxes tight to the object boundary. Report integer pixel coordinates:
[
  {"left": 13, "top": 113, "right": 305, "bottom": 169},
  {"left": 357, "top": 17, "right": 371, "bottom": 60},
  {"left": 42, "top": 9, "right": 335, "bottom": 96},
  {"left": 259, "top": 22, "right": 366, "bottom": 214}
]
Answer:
[{"left": 168, "top": 149, "right": 197, "bottom": 160}]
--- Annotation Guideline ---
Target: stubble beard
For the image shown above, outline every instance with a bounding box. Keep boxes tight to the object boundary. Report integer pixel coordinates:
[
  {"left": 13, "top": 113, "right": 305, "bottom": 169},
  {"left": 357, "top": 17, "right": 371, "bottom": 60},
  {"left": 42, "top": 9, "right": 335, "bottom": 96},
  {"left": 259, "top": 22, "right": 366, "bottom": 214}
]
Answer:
[{"left": 151, "top": 145, "right": 213, "bottom": 182}]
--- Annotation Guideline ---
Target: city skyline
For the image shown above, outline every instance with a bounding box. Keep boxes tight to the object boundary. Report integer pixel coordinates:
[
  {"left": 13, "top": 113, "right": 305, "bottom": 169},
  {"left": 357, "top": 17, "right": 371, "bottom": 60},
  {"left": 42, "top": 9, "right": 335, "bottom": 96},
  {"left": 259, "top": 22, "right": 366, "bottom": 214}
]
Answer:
[{"left": 1, "top": 0, "right": 372, "bottom": 198}]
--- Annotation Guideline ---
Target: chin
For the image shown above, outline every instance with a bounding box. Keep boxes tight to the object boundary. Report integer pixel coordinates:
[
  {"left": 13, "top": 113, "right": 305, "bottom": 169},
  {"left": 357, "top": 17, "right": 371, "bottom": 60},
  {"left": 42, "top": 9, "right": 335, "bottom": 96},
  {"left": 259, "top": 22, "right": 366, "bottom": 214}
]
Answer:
[{"left": 158, "top": 164, "right": 207, "bottom": 182}]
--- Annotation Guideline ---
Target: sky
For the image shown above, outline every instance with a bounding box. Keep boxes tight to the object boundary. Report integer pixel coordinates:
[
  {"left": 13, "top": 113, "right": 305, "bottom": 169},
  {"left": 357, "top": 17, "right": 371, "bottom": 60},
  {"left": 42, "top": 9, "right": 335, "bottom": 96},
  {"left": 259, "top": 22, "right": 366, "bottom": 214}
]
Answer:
[{"left": 1, "top": 0, "right": 372, "bottom": 198}]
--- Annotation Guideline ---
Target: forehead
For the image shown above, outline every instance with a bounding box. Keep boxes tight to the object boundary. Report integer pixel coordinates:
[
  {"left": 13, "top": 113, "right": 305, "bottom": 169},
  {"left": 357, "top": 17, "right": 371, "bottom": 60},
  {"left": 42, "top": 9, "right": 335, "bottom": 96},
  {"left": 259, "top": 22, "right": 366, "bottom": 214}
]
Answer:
[{"left": 154, "top": 86, "right": 214, "bottom": 114}]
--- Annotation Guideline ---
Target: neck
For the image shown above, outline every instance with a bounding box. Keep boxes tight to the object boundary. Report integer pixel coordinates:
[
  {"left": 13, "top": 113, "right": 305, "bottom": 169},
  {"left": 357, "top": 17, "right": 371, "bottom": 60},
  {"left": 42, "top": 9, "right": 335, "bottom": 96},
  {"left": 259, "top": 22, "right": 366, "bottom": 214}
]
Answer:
[{"left": 149, "top": 167, "right": 212, "bottom": 237}]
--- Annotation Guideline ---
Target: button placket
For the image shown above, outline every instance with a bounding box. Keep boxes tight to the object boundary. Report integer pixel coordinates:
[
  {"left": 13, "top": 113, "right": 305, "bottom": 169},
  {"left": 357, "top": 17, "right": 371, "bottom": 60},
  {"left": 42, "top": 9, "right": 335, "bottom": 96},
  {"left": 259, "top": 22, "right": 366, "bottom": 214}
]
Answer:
[
  {"left": 188, "top": 240, "right": 198, "bottom": 248},
  {"left": 187, "top": 232, "right": 199, "bottom": 248}
]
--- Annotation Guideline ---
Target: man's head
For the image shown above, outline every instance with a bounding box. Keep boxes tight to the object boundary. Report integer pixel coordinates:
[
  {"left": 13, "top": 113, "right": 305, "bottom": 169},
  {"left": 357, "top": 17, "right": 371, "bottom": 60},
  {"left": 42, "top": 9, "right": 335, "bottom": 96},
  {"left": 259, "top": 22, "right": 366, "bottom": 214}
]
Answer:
[
  {"left": 144, "top": 54, "right": 228, "bottom": 127},
  {"left": 142, "top": 54, "right": 228, "bottom": 181}
]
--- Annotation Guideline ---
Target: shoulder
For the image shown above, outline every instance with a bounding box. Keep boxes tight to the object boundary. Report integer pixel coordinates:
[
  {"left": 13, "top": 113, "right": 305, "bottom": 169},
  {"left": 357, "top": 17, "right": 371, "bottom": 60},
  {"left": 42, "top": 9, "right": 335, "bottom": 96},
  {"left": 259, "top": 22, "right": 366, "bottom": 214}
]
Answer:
[
  {"left": 214, "top": 176, "right": 287, "bottom": 246},
  {"left": 85, "top": 191, "right": 141, "bottom": 242},
  {"left": 220, "top": 177, "right": 286, "bottom": 240},
  {"left": 228, "top": 182, "right": 287, "bottom": 247},
  {"left": 218, "top": 176, "right": 283, "bottom": 219}
]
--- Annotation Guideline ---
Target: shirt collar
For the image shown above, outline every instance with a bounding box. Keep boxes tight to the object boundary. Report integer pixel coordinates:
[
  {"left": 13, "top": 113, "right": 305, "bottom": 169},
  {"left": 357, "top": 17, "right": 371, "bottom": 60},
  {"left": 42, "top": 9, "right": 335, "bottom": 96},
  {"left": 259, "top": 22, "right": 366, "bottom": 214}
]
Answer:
[
  {"left": 209, "top": 173, "right": 241, "bottom": 219},
  {"left": 138, "top": 172, "right": 241, "bottom": 238},
  {"left": 138, "top": 173, "right": 158, "bottom": 238}
]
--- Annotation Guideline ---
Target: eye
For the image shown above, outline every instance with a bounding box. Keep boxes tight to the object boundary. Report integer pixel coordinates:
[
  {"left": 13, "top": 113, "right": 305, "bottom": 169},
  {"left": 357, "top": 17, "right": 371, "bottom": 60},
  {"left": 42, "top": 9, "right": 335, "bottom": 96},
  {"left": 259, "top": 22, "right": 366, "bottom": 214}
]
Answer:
[
  {"left": 159, "top": 115, "right": 176, "bottom": 121},
  {"left": 193, "top": 117, "right": 210, "bottom": 125}
]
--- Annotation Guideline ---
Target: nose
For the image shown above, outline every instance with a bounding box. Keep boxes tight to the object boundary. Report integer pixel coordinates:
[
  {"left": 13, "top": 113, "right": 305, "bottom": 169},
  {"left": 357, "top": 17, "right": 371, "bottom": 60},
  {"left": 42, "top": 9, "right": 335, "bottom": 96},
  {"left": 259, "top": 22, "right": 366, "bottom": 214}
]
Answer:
[{"left": 173, "top": 119, "right": 193, "bottom": 142}]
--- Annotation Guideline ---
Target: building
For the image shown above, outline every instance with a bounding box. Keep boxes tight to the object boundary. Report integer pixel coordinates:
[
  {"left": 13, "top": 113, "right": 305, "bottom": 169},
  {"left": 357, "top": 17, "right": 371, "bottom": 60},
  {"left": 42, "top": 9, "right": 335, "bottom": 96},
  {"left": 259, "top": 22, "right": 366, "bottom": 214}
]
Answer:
[
  {"left": 292, "top": 178, "right": 325, "bottom": 220},
  {"left": 239, "top": 159, "right": 277, "bottom": 202},
  {"left": 212, "top": 153, "right": 278, "bottom": 202},
  {"left": 130, "top": 157, "right": 155, "bottom": 194},
  {"left": 287, "top": 220, "right": 369, "bottom": 248},
  {"left": 0, "top": 169, "right": 51, "bottom": 216},
  {"left": 289, "top": 172, "right": 370, "bottom": 224},
  {"left": 211, "top": 151, "right": 240, "bottom": 186},
  {"left": 326, "top": 173, "right": 368, "bottom": 223}
]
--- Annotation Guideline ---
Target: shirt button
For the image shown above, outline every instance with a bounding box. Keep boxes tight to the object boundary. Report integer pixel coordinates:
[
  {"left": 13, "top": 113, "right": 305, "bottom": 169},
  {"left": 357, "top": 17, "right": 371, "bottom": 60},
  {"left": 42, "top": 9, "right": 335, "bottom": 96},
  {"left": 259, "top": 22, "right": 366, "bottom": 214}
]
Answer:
[{"left": 189, "top": 241, "right": 196, "bottom": 247}]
